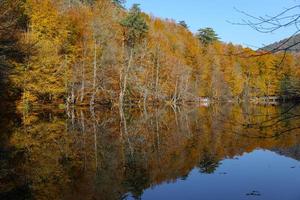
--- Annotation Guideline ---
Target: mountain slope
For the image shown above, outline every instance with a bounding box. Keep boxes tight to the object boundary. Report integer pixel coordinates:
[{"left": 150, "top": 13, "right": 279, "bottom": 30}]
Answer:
[{"left": 262, "top": 34, "right": 300, "bottom": 53}]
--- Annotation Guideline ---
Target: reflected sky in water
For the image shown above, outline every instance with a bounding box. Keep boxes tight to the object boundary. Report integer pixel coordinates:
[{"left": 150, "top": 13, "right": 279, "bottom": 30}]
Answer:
[
  {"left": 141, "top": 150, "right": 300, "bottom": 200},
  {"left": 1, "top": 103, "right": 300, "bottom": 200}
]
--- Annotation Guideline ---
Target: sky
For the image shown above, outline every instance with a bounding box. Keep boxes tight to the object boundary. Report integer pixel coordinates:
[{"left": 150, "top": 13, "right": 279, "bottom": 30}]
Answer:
[{"left": 125, "top": 0, "right": 299, "bottom": 49}]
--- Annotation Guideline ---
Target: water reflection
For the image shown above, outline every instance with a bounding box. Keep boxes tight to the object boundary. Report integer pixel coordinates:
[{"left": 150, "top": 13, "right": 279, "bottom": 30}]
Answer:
[{"left": 1, "top": 104, "right": 300, "bottom": 200}]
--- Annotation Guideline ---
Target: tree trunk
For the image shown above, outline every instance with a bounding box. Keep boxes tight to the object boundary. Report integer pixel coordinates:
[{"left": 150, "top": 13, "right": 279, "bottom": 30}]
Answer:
[
  {"left": 155, "top": 54, "right": 160, "bottom": 101},
  {"left": 80, "top": 40, "right": 87, "bottom": 103},
  {"left": 71, "top": 83, "right": 75, "bottom": 105},
  {"left": 173, "top": 77, "right": 179, "bottom": 104},
  {"left": 143, "top": 88, "right": 147, "bottom": 113},
  {"left": 119, "top": 48, "right": 133, "bottom": 108},
  {"left": 90, "top": 39, "right": 97, "bottom": 108}
]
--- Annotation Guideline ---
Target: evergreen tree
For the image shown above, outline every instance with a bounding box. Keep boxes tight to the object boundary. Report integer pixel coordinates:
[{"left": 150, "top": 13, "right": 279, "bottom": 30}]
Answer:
[
  {"left": 120, "top": 4, "right": 148, "bottom": 48},
  {"left": 178, "top": 20, "right": 188, "bottom": 29},
  {"left": 196, "top": 27, "right": 219, "bottom": 45},
  {"left": 112, "top": 0, "right": 126, "bottom": 8}
]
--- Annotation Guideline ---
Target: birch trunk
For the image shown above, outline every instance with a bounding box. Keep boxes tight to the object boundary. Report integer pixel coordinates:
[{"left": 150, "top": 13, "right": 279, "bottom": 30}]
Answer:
[
  {"left": 155, "top": 55, "right": 160, "bottom": 101},
  {"left": 119, "top": 48, "right": 133, "bottom": 108},
  {"left": 80, "top": 40, "right": 87, "bottom": 103},
  {"left": 90, "top": 40, "right": 97, "bottom": 107}
]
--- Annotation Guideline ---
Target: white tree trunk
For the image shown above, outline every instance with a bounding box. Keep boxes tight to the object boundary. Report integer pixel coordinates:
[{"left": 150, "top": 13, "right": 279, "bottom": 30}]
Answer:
[{"left": 90, "top": 39, "right": 97, "bottom": 107}]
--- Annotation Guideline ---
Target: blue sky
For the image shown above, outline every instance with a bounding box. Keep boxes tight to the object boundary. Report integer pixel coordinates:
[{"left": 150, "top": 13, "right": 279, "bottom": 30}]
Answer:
[{"left": 125, "top": 0, "right": 299, "bottom": 49}]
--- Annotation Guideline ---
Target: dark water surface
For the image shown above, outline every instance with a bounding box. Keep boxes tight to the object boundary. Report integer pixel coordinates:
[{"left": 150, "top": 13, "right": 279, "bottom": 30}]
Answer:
[{"left": 1, "top": 104, "right": 300, "bottom": 200}]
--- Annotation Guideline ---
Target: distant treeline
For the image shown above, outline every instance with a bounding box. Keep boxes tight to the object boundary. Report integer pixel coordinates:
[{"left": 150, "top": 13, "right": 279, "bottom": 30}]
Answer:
[{"left": 1, "top": 0, "right": 300, "bottom": 108}]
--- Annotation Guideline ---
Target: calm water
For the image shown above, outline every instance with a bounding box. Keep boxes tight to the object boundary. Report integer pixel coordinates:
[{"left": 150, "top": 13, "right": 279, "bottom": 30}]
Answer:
[{"left": 1, "top": 103, "right": 300, "bottom": 200}]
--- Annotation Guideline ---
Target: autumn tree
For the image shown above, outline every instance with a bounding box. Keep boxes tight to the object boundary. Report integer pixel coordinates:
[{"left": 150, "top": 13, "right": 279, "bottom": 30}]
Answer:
[
  {"left": 0, "top": 0, "right": 27, "bottom": 102},
  {"left": 14, "top": 0, "right": 72, "bottom": 107}
]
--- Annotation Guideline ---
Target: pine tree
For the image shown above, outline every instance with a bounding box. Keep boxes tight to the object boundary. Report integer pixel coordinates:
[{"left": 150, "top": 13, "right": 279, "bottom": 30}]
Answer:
[
  {"left": 196, "top": 27, "right": 219, "bottom": 45},
  {"left": 178, "top": 20, "right": 188, "bottom": 29},
  {"left": 120, "top": 4, "right": 148, "bottom": 48},
  {"left": 112, "top": 0, "right": 126, "bottom": 7}
]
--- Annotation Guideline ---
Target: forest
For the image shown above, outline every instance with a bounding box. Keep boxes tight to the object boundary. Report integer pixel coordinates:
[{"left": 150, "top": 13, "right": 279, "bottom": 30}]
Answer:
[{"left": 1, "top": 0, "right": 300, "bottom": 109}]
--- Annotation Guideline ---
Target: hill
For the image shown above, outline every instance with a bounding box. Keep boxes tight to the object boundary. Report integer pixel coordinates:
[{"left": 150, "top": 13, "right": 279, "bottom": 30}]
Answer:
[{"left": 262, "top": 34, "right": 300, "bottom": 53}]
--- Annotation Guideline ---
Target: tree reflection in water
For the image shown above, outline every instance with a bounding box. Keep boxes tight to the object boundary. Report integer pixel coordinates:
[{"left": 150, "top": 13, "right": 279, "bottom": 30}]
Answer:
[
  {"left": 1, "top": 103, "right": 300, "bottom": 199},
  {"left": 197, "top": 150, "right": 220, "bottom": 174}
]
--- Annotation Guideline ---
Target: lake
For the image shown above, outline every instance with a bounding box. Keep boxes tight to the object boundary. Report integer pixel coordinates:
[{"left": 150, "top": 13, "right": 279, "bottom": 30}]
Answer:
[{"left": 1, "top": 103, "right": 300, "bottom": 200}]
